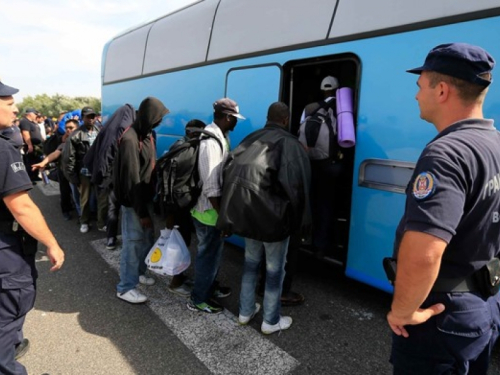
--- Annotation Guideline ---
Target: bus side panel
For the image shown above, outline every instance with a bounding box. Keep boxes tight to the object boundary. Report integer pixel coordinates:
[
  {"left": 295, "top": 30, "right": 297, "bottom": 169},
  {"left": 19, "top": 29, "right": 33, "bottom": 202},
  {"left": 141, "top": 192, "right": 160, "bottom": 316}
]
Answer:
[{"left": 345, "top": 16, "right": 500, "bottom": 292}]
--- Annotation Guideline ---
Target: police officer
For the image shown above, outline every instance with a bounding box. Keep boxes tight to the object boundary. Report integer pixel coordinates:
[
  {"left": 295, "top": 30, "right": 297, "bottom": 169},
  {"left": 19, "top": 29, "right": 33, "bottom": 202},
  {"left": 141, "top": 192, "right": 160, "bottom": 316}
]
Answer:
[
  {"left": 0, "top": 81, "right": 65, "bottom": 375},
  {"left": 387, "top": 43, "right": 500, "bottom": 374}
]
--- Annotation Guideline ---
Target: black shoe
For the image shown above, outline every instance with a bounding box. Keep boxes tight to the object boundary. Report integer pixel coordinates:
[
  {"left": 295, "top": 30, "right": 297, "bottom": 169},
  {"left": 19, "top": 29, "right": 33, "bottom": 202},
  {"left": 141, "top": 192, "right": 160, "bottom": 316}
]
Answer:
[
  {"left": 213, "top": 286, "right": 232, "bottom": 299},
  {"left": 62, "top": 212, "right": 72, "bottom": 221},
  {"left": 106, "top": 237, "right": 117, "bottom": 250},
  {"left": 15, "top": 338, "right": 30, "bottom": 360},
  {"left": 281, "top": 291, "right": 305, "bottom": 306}
]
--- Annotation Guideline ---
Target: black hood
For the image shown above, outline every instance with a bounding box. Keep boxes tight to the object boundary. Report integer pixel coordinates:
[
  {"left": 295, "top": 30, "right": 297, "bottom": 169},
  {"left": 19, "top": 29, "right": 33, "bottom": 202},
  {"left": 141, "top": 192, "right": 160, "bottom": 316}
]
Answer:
[{"left": 133, "top": 97, "right": 169, "bottom": 138}]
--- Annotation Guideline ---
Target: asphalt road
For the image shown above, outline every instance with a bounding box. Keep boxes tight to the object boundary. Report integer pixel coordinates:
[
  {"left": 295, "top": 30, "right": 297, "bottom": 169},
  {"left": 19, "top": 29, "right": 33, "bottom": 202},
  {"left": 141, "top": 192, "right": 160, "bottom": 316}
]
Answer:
[{"left": 17, "top": 183, "right": 500, "bottom": 375}]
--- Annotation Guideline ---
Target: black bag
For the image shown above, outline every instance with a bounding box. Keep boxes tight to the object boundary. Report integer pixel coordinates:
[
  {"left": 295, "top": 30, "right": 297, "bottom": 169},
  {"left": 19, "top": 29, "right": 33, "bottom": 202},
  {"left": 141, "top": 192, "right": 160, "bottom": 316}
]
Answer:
[
  {"left": 156, "top": 130, "right": 223, "bottom": 213},
  {"left": 473, "top": 258, "right": 500, "bottom": 297},
  {"left": 299, "top": 99, "right": 339, "bottom": 160},
  {"left": 42, "top": 133, "right": 63, "bottom": 156}
]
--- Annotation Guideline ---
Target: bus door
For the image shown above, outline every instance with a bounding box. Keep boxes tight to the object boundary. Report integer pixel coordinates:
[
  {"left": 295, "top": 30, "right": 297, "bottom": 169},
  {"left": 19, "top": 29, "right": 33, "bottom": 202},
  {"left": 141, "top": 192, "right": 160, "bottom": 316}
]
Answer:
[
  {"left": 283, "top": 53, "right": 360, "bottom": 266},
  {"left": 225, "top": 64, "right": 282, "bottom": 148}
]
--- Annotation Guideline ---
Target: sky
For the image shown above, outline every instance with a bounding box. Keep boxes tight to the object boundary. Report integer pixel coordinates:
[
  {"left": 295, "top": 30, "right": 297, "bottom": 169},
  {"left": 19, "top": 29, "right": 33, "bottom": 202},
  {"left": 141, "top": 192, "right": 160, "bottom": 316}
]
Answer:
[{"left": 0, "top": 0, "right": 197, "bottom": 102}]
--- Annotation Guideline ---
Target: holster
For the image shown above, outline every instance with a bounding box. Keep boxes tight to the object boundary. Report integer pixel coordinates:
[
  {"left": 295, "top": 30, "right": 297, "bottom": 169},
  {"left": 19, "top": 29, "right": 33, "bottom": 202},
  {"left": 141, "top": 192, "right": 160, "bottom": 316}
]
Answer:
[
  {"left": 383, "top": 257, "right": 397, "bottom": 285},
  {"left": 473, "top": 258, "right": 500, "bottom": 297},
  {"left": 18, "top": 231, "right": 38, "bottom": 256}
]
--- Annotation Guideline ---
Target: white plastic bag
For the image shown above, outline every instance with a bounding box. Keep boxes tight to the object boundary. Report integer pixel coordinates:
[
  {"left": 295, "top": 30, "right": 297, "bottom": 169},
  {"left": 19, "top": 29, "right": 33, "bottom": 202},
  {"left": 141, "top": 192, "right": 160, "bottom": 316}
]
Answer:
[
  {"left": 145, "top": 228, "right": 171, "bottom": 272},
  {"left": 146, "top": 227, "right": 190, "bottom": 276}
]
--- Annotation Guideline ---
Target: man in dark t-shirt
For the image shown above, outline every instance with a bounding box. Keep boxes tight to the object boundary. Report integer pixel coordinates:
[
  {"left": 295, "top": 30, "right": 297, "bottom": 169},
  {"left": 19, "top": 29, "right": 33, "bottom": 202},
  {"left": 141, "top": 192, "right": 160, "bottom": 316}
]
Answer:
[
  {"left": 387, "top": 43, "right": 500, "bottom": 374},
  {"left": 0, "top": 81, "right": 64, "bottom": 375},
  {"left": 19, "top": 108, "right": 43, "bottom": 182}
]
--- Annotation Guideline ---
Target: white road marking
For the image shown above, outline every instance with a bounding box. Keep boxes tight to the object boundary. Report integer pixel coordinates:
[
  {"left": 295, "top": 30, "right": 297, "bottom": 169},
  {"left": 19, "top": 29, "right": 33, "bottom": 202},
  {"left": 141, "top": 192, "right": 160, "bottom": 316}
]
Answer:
[{"left": 90, "top": 238, "right": 299, "bottom": 375}]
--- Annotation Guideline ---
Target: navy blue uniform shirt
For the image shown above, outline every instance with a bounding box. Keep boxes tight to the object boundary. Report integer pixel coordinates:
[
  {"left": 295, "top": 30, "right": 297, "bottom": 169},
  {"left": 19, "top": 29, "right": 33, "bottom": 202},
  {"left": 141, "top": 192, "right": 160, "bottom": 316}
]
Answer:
[
  {"left": 394, "top": 119, "right": 500, "bottom": 279},
  {"left": 0, "top": 135, "right": 32, "bottom": 221}
]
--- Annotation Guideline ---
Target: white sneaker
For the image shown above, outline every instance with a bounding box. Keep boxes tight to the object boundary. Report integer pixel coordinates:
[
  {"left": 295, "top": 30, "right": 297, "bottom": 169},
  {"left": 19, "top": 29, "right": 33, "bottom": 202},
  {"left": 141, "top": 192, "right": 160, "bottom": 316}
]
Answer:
[
  {"left": 239, "top": 303, "right": 261, "bottom": 325},
  {"left": 261, "top": 315, "right": 293, "bottom": 335},
  {"left": 139, "top": 275, "right": 155, "bottom": 286},
  {"left": 80, "top": 224, "right": 89, "bottom": 233},
  {"left": 117, "top": 289, "right": 147, "bottom": 304}
]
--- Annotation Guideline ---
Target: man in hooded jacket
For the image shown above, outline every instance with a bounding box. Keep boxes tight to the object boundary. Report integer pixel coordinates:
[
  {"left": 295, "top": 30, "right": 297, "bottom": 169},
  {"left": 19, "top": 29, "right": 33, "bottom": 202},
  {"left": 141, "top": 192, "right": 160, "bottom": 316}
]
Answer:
[{"left": 113, "top": 97, "right": 169, "bottom": 304}]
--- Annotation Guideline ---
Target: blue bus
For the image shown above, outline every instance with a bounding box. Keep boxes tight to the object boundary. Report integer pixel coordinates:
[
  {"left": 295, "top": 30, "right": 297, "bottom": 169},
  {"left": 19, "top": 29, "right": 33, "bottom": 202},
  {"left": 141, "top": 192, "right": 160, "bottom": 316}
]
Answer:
[{"left": 101, "top": 0, "right": 500, "bottom": 293}]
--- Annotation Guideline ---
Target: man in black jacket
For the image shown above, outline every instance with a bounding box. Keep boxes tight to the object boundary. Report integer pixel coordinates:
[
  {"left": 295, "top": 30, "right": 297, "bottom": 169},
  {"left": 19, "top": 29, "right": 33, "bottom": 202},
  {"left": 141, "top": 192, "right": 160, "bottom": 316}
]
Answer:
[
  {"left": 63, "top": 106, "right": 102, "bottom": 233},
  {"left": 113, "top": 97, "right": 169, "bottom": 304},
  {"left": 217, "top": 102, "right": 311, "bottom": 334}
]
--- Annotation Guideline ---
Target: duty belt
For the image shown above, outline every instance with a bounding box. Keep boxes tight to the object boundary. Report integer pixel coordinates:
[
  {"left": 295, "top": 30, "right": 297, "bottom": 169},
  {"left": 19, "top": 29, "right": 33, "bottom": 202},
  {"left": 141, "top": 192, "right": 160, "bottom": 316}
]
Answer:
[
  {"left": 0, "top": 220, "right": 19, "bottom": 235},
  {"left": 431, "top": 275, "right": 479, "bottom": 293}
]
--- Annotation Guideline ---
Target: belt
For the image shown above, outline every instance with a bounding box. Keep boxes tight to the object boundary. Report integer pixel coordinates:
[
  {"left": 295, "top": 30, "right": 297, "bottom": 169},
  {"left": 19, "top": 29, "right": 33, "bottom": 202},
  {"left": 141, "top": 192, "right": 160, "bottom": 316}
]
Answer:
[
  {"left": 0, "top": 221, "right": 19, "bottom": 235},
  {"left": 431, "top": 275, "right": 479, "bottom": 293}
]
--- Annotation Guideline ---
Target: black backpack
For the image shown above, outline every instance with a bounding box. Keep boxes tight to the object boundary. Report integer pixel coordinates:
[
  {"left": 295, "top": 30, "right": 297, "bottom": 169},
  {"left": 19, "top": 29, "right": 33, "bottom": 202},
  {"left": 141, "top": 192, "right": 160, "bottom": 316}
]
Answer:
[{"left": 156, "top": 129, "right": 223, "bottom": 213}]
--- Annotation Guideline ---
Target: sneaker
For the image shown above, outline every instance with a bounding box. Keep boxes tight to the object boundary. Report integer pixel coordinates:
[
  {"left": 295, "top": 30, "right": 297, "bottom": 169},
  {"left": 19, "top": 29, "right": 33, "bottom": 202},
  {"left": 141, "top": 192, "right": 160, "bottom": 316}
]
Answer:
[
  {"left": 238, "top": 303, "right": 261, "bottom": 325},
  {"left": 98, "top": 225, "right": 107, "bottom": 232},
  {"left": 213, "top": 286, "right": 232, "bottom": 299},
  {"left": 139, "top": 275, "right": 155, "bottom": 286},
  {"left": 80, "top": 224, "right": 89, "bottom": 233},
  {"left": 117, "top": 289, "right": 147, "bottom": 304},
  {"left": 62, "top": 212, "right": 72, "bottom": 221},
  {"left": 106, "top": 237, "right": 117, "bottom": 250},
  {"left": 187, "top": 299, "right": 223, "bottom": 314},
  {"left": 168, "top": 283, "right": 192, "bottom": 298},
  {"left": 261, "top": 316, "right": 293, "bottom": 335},
  {"left": 15, "top": 338, "right": 30, "bottom": 360}
]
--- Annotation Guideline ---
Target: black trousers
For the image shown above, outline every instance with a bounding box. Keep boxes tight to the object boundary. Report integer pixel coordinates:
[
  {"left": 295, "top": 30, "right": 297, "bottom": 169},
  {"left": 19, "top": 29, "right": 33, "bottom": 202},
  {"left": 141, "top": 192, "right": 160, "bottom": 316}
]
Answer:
[{"left": 58, "top": 167, "right": 73, "bottom": 214}]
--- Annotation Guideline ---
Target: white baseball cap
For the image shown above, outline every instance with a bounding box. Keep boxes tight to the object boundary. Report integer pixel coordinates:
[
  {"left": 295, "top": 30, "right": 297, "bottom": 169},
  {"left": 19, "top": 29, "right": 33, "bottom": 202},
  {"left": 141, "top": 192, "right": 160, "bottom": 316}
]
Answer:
[{"left": 320, "top": 76, "right": 339, "bottom": 91}]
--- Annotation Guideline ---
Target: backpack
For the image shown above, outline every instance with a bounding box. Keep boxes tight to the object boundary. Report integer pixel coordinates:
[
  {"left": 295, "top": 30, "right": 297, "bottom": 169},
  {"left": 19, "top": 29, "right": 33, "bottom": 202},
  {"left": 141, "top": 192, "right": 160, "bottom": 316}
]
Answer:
[
  {"left": 156, "top": 129, "right": 223, "bottom": 213},
  {"left": 298, "top": 99, "right": 339, "bottom": 161},
  {"left": 42, "top": 132, "right": 63, "bottom": 156}
]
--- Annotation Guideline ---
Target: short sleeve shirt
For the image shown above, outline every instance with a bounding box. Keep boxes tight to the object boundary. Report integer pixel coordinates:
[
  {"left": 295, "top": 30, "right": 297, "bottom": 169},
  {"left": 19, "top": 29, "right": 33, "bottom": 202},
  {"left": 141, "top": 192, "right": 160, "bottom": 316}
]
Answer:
[
  {"left": 19, "top": 117, "right": 42, "bottom": 145},
  {"left": 0, "top": 136, "right": 33, "bottom": 221},
  {"left": 394, "top": 119, "right": 500, "bottom": 278}
]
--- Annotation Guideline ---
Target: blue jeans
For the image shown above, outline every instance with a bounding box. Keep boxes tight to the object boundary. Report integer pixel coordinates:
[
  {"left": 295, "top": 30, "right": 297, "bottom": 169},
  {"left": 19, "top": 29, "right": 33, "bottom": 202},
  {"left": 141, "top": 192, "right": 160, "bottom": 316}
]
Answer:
[
  {"left": 69, "top": 183, "right": 81, "bottom": 217},
  {"left": 391, "top": 292, "right": 500, "bottom": 374},
  {"left": 240, "top": 237, "right": 289, "bottom": 325},
  {"left": 116, "top": 205, "right": 154, "bottom": 294},
  {"left": 191, "top": 218, "right": 224, "bottom": 304}
]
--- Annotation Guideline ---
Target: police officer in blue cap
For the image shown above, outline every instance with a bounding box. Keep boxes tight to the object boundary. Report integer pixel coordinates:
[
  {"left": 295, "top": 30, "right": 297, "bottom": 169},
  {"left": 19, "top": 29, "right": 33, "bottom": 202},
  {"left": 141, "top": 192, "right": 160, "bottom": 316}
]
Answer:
[
  {"left": 0, "top": 81, "right": 65, "bottom": 375},
  {"left": 386, "top": 43, "right": 500, "bottom": 374}
]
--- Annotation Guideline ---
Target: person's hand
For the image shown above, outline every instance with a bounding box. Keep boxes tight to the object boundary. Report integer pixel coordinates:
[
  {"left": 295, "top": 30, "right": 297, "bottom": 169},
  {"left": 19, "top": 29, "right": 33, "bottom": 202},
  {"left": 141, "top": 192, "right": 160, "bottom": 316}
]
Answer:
[
  {"left": 46, "top": 245, "right": 65, "bottom": 271},
  {"left": 27, "top": 144, "right": 33, "bottom": 153},
  {"left": 31, "top": 161, "right": 46, "bottom": 171},
  {"left": 140, "top": 216, "right": 153, "bottom": 229},
  {"left": 387, "top": 304, "right": 445, "bottom": 337}
]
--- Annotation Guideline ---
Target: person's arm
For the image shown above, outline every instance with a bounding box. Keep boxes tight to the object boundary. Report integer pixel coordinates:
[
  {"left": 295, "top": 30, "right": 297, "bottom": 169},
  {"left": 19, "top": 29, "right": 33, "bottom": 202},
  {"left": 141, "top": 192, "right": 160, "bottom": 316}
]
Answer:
[
  {"left": 3, "top": 191, "right": 64, "bottom": 271},
  {"left": 31, "top": 149, "right": 62, "bottom": 171},
  {"left": 387, "top": 231, "right": 446, "bottom": 337},
  {"left": 21, "top": 129, "right": 33, "bottom": 153}
]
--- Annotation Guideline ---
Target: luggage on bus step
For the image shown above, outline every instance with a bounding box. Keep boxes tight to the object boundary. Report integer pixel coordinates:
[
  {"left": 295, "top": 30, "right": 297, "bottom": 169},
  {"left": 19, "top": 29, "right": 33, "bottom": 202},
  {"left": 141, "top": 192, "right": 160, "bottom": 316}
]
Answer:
[{"left": 336, "top": 87, "right": 355, "bottom": 148}]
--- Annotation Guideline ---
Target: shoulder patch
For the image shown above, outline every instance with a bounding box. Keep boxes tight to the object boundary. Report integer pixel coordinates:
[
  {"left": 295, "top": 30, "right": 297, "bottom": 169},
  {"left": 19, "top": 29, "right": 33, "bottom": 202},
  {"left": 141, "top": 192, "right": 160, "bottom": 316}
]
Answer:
[
  {"left": 10, "top": 162, "right": 26, "bottom": 173},
  {"left": 412, "top": 172, "right": 436, "bottom": 200}
]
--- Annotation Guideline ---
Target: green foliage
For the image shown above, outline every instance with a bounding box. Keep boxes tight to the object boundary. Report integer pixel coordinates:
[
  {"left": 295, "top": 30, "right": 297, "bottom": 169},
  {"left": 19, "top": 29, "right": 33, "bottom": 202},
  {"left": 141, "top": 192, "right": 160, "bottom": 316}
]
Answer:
[{"left": 17, "top": 94, "right": 101, "bottom": 118}]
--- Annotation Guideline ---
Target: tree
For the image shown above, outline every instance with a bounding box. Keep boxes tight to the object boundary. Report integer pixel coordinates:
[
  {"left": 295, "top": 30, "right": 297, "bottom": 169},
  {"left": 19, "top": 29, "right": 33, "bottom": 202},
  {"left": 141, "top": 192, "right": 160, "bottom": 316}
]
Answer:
[{"left": 17, "top": 94, "right": 101, "bottom": 118}]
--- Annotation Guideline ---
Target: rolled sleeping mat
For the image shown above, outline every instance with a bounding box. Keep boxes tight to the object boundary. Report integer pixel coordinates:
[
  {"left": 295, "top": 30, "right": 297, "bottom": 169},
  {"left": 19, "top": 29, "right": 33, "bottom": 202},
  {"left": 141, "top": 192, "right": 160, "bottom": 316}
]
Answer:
[{"left": 336, "top": 87, "right": 356, "bottom": 148}]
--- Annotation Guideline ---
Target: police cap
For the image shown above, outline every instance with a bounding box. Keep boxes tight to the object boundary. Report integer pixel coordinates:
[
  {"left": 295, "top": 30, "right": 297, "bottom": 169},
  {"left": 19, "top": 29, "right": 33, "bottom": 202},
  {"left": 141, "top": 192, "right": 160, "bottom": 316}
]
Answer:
[
  {"left": 407, "top": 43, "right": 495, "bottom": 87},
  {"left": 0, "top": 81, "right": 19, "bottom": 97}
]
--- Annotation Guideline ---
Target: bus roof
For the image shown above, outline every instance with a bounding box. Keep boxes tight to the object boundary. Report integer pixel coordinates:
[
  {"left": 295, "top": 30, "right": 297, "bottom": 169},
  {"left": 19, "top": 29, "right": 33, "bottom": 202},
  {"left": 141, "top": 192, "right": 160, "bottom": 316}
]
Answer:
[{"left": 103, "top": 0, "right": 500, "bottom": 84}]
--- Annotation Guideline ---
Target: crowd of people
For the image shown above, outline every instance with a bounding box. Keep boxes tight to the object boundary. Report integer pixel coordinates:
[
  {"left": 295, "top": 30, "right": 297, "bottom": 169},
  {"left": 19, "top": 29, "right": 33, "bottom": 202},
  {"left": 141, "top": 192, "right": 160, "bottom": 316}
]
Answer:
[{"left": 1, "top": 41, "right": 500, "bottom": 375}]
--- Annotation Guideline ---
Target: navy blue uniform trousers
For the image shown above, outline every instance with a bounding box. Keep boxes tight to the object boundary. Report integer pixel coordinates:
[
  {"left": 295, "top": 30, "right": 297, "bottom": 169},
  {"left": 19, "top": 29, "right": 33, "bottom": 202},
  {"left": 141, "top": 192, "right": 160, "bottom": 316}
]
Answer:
[
  {"left": 391, "top": 292, "right": 500, "bottom": 375},
  {"left": 0, "top": 234, "right": 36, "bottom": 375}
]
